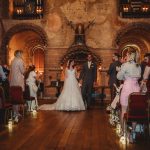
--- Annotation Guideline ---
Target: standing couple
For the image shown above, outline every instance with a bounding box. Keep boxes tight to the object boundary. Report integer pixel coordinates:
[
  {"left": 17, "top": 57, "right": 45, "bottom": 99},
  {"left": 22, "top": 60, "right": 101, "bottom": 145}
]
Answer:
[{"left": 39, "top": 54, "right": 97, "bottom": 111}]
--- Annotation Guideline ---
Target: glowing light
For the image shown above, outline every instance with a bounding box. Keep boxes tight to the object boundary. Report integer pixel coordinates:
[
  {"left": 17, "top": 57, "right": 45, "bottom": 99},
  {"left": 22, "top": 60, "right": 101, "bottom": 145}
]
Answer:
[
  {"left": 116, "top": 123, "right": 121, "bottom": 135},
  {"left": 7, "top": 119, "right": 14, "bottom": 133},
  {"left": 60, "top": 66, "right": 63, "bottom": 70},
  {"left": 98, "top": 66, "right": 102, "bottom": 70},
  {"left": 142, "top": 6, "right": 149, "bottom": 12},
  {"left": 119, "top": 135, "right": 129, "bottom": 145},
  {"left": 123, "top": 6, "right": 129, "bottom": 12},
  {"left": 32, "top": 110, "right": 38, "bottom": 118}
]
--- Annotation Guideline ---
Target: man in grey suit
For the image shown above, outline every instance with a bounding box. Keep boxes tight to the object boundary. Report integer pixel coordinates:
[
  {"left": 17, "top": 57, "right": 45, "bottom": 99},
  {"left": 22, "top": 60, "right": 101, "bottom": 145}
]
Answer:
[{"left": 79, "top": 54, "right": 97, "bottom": 109}]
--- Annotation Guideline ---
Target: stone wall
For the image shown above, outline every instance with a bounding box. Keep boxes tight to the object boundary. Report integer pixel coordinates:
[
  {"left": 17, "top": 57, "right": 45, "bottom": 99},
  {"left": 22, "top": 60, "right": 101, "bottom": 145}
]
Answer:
[{"left": 1, "top": 0, "right": 150, "bottom": 97}]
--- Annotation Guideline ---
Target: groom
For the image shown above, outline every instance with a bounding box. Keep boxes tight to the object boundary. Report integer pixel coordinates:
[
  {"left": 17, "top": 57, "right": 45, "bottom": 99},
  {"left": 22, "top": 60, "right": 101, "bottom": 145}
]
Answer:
[{"left": 79, "top": 54, "right": 97, "bottom": 109}]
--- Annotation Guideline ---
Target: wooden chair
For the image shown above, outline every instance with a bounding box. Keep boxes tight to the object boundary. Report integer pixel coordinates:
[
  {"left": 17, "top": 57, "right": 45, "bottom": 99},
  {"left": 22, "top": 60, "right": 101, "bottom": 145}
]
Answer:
[
  {"left": 123, "top": 92, "right": 150, "bottom": 145},
  {"left": 23, "top": 84, "right": 35, "bottom": 111},
  {"left": 9, "top": 86, "right": 25, "bottom": 118},
  {"left": 0, "top": 86, "right": 13, "bottom": 124}
]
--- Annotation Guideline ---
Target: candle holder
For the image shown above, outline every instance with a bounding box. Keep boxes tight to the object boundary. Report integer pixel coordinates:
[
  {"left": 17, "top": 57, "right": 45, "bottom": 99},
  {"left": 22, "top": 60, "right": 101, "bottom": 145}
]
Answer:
[{"left": 13, "top": 0, "right": 44, "bottom": 19}]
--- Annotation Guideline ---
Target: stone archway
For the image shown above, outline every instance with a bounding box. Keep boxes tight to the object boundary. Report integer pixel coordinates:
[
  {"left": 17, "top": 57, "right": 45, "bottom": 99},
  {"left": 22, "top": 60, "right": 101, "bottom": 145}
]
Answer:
[
  {"left": 114, "top": 22, "right": 150, "bottom": 59},
  {"left": 1, "top": 23, "right": 49, "bottom": 97},
  {"left": 1, "top": 23, "right": 48, "bottom": 63},
  {"left": 60, "top": 45, "right": 101, "bottom": 66},
  {"left": 60, "top": 45, "right": 101, "bottom": 81}
]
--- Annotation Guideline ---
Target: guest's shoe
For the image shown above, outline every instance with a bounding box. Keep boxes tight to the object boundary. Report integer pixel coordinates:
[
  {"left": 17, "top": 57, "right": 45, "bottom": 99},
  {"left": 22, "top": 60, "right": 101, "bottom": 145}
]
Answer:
[
  {"left": 86, "top": 102, "right": 90, "bottom": 109},
  {"left": 35, "top": 105, "right": 39, "bottom": 110},
  {"left": 30, "top": 109, "right": 34, "bottom": 112},
  {"left": 84, "top": 101, "right": 87, "bottom": 110},
  {"left": 27, "top": 109, "right": 30, "bottom": 112},
  {"left": 14, "top": 116, "right": 19, "bottom": 123}
]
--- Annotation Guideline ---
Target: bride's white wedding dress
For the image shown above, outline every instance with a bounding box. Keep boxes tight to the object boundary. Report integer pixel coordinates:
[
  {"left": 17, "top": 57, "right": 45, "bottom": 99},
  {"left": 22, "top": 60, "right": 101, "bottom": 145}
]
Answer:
[{"left": 39, "top": 69, "right": 85, "bottom": 111}]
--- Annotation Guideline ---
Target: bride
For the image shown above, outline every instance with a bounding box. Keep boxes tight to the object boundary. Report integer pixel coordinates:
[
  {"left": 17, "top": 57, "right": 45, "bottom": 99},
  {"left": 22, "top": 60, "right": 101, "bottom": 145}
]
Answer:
[{"left": 39, "top": 60, "right": 85, "bottom": 111}]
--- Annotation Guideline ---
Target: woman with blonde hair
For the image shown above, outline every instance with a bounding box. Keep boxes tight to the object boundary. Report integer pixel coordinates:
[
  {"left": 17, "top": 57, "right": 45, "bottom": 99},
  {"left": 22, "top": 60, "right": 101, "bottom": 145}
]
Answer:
[{"left": 117, "top": 49, "right": 141, "bottom": 143}]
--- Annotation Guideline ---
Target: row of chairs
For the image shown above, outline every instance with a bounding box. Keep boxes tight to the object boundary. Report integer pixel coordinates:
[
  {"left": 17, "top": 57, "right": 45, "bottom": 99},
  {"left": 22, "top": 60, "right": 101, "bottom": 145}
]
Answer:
[
  {"left": 0, "top": 85, "right": 35, "bottom": 124},
  {"left": 123, "top": 92, "right": 150, "bottom": 145}
]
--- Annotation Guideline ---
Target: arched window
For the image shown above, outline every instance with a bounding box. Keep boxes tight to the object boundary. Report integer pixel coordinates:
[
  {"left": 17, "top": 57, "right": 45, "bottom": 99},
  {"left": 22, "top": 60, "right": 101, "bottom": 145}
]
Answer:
[{"left": 32, "top": 48, "right": 44, "bottom": 73}]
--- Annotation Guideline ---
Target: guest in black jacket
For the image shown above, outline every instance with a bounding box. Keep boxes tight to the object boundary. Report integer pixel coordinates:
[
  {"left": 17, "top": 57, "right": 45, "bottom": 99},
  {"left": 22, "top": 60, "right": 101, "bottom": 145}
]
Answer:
[{"left": 108, "top": 53, "right": 122, "bottom": 102}]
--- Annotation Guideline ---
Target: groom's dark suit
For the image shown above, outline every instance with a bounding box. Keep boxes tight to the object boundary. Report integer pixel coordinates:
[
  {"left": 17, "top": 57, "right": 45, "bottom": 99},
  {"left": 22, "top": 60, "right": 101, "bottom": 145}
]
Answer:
[{"left": 79, "top": 61, "right": 97, "bottom": 108}]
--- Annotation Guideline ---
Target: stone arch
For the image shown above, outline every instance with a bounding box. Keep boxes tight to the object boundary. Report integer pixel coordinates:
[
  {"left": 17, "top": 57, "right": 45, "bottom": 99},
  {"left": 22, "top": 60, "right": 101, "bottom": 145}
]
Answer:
[
  {"left": 114, "top": 22, "right": 150, "bottom": 58},
  {"left": 60, "top": 45, "right": 101, "bottom": 65},
  {"left": 24, "top": 38, "right": 45, "bottom": 57},
  {"left": 1, "top": 23, "right": 48, "bottom": 60},
  {"left": 118, "top": 37, "right": 148, "bottom": 55},
  {"left": 115, "top": 22, "right": 150, "bottom": 46}
]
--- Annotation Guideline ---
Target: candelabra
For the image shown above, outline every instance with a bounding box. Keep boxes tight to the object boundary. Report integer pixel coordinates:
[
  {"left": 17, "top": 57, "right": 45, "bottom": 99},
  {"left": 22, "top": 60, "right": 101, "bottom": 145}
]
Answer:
[
  {"left": 120, "top": 0, "right": 150, "bottom": 18},
  {"left": 13, "top": 0, "right": 44, "bottom": 19}
]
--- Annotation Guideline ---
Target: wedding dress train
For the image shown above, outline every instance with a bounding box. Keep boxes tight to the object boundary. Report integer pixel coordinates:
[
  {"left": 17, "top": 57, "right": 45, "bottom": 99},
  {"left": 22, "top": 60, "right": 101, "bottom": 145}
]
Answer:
[{"left": 39, "top": 69, "right": 85, "bottom": 111}]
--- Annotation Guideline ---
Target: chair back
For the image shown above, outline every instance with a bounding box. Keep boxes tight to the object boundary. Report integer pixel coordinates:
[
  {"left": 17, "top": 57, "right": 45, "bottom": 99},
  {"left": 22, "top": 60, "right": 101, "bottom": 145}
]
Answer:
[
  {"left": 0, "top": 97, "right": 2, "bottom": 109},
  {"left": 23, "top": 84, "right": 30, "bottom": 99},
  {"left": 146, "top": 80, "right": 150, "bottom": 93},
  {"left": 10, "top": 86, "right": 24, "bottom": 104},
  {"left": 0, "top": 86, "right": 5, "bottom": 107},
  {"left": 128, "top": 92, "right": 148, "bottom": 116}
]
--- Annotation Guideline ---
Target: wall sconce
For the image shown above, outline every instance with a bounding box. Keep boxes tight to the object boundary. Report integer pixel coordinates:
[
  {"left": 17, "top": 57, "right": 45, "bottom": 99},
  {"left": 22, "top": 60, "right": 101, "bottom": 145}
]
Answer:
[
  {"left": 16, "top": 8, "right": 23, "bottom": 14},
  {"left": 36, "top": 6, "right": 43, "bottom": 14},
  {"left": 60, "top": 65, "right": 63, "bottom": 70},
  {"left": 142, "top": 5, "right": 149, "bottom": 12},
  {"left": 36, "top": 0, "right": 42, "bottom": 5},
  {"left": 98, "top": 66, "right": 102, "bottom": 71},
  {"left": 8, "top": 119, "right": 14, "bottom": 133},
  {"left": 123, "top": 5, "right": 129, "bottom": 12}
]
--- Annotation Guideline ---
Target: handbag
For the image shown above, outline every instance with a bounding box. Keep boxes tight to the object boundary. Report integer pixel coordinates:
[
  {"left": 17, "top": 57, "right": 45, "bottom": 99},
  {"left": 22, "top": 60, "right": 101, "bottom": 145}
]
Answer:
[{"left": 140, "top": 82, "right": 147, "bottom": 93}]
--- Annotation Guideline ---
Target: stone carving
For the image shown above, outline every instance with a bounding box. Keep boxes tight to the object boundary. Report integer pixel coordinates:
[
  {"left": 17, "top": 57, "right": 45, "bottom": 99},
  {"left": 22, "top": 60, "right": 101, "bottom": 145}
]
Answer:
[
  {"left": 60, "top": 0, "right": 112, "bottom": 23},
  {"left": 67, "top": 19, "right": 95, "bottom": 45}
]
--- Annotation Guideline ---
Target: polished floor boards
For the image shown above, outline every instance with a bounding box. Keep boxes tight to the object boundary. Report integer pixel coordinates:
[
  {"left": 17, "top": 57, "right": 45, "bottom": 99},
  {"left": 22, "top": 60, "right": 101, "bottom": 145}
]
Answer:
[{"left": 0, "top": 100, "right": 149, "bottom": 150}]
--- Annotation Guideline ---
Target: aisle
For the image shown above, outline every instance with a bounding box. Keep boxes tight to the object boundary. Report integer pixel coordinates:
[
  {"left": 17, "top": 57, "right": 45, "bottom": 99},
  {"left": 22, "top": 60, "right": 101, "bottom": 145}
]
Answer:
[{"left": 0, "top": 100, "right": 149, "bottom": 150}]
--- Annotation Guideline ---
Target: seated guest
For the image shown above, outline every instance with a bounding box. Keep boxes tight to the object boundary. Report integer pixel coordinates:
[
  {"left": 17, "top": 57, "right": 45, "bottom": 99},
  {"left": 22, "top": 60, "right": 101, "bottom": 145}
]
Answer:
[
  {"left": 141, "top": 54, "right": 150, "bottom": 93},
  {"left": 140, "top": 53, "right": 150, "bottom": 82},
  {"left": 2, "top": 64, "right": 10, "bottom": 78},
  {"left": 2, "top": 64, "right": 10, "bottom": 99},
  {"left": 117, "top": 49, "right": 141, "bottom": 143},
  {"left": 0, "top": 60, "right": 7, "bottom": 85}
]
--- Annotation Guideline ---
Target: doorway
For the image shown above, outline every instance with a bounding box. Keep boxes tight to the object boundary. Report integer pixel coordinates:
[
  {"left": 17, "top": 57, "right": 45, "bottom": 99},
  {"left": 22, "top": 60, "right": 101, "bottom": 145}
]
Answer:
[{"left": 32, "top": 48, "right": 44, "bottom": 73}]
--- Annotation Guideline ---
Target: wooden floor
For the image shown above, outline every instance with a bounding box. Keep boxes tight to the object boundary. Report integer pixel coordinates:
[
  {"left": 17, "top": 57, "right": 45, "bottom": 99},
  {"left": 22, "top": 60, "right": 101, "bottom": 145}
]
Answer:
[{"left": 0, "top": 100, "right": 149, "bottom": 150}]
